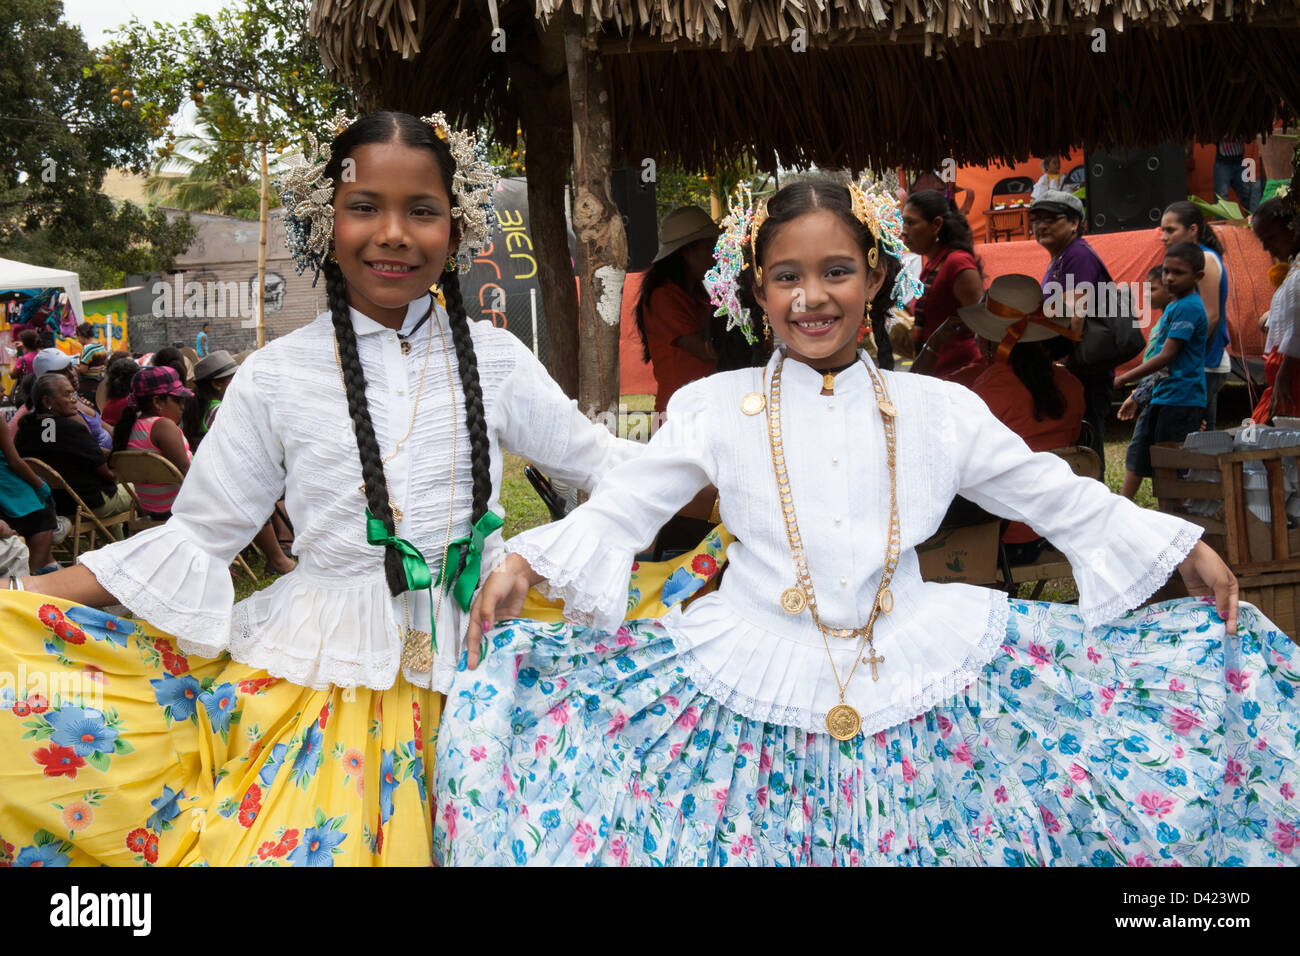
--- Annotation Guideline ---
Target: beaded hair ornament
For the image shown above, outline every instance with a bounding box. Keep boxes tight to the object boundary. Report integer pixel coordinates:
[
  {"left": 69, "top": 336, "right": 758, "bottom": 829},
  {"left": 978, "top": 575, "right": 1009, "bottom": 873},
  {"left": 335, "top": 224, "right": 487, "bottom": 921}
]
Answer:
[
  {"left": 702, "top": 178, "right": 924, "bottom": 344},
  {"left": 275, "top": 110, "right": 497, "bottom": 281}
]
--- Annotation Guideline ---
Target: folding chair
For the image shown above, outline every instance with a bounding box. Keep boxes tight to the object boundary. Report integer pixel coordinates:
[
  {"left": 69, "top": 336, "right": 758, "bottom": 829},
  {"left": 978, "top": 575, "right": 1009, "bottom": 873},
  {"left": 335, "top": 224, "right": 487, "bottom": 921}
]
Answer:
[
  {"left": 1002, "top": 445, "right": 1103, "bottom": 599},
  {"left": 22, "top": 458, "right": 133, "bottom": 562},
  {"left": 109, "top": 449, "right": 259, "bottom": 583}
]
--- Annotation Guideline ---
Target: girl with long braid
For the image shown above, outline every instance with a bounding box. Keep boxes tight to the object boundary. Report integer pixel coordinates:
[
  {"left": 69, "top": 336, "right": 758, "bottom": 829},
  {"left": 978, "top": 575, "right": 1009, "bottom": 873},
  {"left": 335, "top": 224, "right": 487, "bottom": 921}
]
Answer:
[{"left": 0, "top": 111, "right": 637, "bottom": 866}]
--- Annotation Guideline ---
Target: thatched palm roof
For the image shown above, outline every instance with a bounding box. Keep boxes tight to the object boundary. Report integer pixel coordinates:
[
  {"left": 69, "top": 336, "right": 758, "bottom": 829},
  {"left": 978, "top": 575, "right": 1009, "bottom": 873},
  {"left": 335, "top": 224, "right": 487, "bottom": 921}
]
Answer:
[{"left": 312, "top": 0, "right": 1300, "bottom": 170}]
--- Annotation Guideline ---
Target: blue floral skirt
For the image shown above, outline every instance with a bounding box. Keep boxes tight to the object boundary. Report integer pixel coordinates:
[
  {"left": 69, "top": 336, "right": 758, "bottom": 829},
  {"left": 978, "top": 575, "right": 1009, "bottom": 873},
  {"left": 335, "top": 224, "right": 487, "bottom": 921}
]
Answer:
[{"left": 433, "top": 597, "right": 1300, "bottom": 866}]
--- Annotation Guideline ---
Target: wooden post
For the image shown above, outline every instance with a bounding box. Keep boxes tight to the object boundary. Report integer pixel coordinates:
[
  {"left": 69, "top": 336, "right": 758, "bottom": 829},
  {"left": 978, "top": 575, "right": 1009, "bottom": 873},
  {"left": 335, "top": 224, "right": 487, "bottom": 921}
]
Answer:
[
  {"left": 256, "top": 93, "right": 269, "bottom": 349},
  {"left": 563, "top": 12, "right": 625, "bottom": 423},
  {"left": 509, "top": 20, "right": 580, "bottom": 398}
]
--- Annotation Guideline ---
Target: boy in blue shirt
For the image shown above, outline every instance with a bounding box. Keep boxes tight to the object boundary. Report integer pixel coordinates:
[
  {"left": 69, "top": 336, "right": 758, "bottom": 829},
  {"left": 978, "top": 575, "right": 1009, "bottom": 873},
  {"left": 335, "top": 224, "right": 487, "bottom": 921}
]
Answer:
[{"left": 1116, "top": 242, "right": 1209, "bottom": 499}]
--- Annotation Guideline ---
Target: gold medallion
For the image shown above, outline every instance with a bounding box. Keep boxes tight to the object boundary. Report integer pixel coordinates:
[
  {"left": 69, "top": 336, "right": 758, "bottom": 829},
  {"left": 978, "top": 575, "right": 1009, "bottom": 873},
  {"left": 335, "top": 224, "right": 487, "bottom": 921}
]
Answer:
[
  {"left": 878, "top": 587, "right": 894, "bottom": 615},
  {"left": 400, "top": 339, "right": 412, "bottom": 355},
  {"left": 741, "top": 392, "right": 765, "bottom": 416},
  {"left": 779, "top": 587, "right": 806, "bottom": 614},
  {"left": 825, "top": 703, "right": 862, "bottom": 741},
  {"left": 877, "top": 400, "right": 897, "bottom": 419}
]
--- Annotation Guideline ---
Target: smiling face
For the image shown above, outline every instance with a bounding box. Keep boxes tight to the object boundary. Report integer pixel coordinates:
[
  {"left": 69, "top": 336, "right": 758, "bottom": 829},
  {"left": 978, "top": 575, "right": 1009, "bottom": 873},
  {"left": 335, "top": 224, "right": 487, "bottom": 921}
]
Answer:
[
  {"left": 753, "top": 209, "right": 885, "bottom": 370},
  {"left": 332, "top": 141, "right": 457, "bottom": 328}
]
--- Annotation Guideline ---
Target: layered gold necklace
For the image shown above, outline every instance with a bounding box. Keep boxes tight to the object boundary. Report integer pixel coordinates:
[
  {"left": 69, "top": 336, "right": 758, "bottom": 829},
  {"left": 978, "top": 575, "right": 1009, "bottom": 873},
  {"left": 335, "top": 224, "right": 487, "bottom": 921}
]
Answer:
[{"left": 763, "top": 352, "right": 901, "bottom": 741}]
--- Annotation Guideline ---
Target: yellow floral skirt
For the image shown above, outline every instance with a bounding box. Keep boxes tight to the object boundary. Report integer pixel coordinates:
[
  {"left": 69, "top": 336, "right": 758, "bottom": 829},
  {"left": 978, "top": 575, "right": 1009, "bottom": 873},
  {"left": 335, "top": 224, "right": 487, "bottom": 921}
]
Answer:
[{"left": 0, "top": 527, "right": 733, "bottom": 867}]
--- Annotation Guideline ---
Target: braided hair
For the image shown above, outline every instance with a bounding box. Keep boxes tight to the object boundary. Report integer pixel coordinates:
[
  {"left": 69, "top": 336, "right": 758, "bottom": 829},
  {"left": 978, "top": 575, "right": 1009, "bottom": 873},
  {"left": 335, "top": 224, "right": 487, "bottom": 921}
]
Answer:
[{"left": 322, "top": 111, "right": 494, "bottom": 597}]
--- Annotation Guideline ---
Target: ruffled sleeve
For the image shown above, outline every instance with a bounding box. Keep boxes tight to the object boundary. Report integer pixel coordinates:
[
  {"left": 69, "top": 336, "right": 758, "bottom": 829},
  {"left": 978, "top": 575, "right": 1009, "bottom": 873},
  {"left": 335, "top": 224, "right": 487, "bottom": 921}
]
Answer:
[
  {"left": 492, "top": 333, "right": 640, "bottom": 491},
  {"left": 79, "top": 353, "right": 285, "bottom": 655},
  {"left": 941, "top": 382, "right": 1202, "bottom": 629},
  {"left": 505, "top": 381, "right": 716, "bottom": 631}
]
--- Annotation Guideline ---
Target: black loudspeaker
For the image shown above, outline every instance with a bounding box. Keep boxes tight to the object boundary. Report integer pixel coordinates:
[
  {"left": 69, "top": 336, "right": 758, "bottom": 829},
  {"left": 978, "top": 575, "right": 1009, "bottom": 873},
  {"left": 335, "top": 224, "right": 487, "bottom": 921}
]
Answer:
[
  {"left": 610, "top": 166, "right": 658, "bottom": 272},
  {"left": 1084, "top": 145, "right": 1186, "bottom": 234}
]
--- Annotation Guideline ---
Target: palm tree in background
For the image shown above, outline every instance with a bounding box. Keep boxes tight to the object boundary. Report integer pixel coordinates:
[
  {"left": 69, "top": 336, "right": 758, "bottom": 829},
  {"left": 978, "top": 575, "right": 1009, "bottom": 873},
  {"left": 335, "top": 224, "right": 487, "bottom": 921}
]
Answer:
[{"left": 146, "top": 91, "right": 284, "bottom": 219}]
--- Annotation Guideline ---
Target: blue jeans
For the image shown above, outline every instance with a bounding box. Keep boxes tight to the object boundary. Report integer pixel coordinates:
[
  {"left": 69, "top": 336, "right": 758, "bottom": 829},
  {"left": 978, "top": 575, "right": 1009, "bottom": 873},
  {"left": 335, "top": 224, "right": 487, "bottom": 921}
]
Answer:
[{"left": 1214, "top": 157, "right": 1260, "bottom": 213}]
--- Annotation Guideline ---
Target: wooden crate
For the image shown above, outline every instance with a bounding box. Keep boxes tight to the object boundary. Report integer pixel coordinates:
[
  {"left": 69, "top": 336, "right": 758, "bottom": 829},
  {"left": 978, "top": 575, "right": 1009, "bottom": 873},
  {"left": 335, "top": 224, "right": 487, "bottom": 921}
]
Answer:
[
  {"left": 1149, "top": 441, "right": 1300, "bottom": 640},
  {"left": 1149, "top": 441, "right": 1300, "bottom": 575}
]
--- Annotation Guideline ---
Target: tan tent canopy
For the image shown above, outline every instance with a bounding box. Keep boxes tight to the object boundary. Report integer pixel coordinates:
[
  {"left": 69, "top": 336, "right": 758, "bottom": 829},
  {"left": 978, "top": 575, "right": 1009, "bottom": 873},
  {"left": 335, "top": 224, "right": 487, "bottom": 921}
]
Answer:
[{"left": 312, "top": 0, "right": 1300, "bottom": 170}]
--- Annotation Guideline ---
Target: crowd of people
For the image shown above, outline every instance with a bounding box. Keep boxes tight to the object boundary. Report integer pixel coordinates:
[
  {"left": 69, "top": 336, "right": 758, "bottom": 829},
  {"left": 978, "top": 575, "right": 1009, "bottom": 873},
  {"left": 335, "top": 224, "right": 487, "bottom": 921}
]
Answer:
[{"left": 0, "top": 339, "right": 296, "bottom": 576}]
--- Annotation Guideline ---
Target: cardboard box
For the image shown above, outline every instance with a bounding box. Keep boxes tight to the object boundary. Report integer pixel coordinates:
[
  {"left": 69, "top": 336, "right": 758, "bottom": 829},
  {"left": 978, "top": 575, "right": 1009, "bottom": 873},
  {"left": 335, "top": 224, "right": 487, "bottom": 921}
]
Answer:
[{"left": 916, "top": 522, "right": 1001, "bottom": 585}]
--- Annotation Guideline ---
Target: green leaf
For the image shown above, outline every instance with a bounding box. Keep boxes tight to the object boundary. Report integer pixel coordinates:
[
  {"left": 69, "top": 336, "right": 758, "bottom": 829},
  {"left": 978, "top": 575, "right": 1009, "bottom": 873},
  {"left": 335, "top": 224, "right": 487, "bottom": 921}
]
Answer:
[
  {"left": 114, "top": 737, "right": 135, "bottom": 755},
  {"left": 314, "top": 807, "right": 327, "bottom": 828},
  {"left": 85, "top": 750, "right": 111, "bottom": 772},
  {"left": 34, "top": 829, "right": 57, "bottom": 847}
]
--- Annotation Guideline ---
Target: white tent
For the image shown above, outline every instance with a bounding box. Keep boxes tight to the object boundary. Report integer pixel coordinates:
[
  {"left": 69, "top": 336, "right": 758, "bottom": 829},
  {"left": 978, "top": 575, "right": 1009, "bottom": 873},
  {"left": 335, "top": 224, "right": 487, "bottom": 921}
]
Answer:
[{"left": 0, "top": 256, "right": 84, "bottom": 325}]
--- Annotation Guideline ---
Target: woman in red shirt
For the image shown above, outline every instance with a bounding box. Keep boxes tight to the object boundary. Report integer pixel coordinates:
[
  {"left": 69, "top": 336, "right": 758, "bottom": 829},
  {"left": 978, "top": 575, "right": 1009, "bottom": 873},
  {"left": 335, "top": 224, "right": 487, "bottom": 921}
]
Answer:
[
  {"left": 900, "top": 189, "right": 985, "bottom": 380},
  {"left": 635, "top": 207, "right": 720, "bottom": 415},
  {"left": 959, "top": 274, "right": 1086, "bottom": 563}
]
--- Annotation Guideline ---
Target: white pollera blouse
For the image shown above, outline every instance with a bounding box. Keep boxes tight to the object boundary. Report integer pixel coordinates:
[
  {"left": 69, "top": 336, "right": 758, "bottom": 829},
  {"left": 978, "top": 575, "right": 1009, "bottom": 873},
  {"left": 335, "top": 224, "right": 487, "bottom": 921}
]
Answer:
[
  {"left": 81, "top": 295, "right": 638, "bottom": 693},
  {"left": 507, "top": 350, "right": 1204, "bottom": 736}
]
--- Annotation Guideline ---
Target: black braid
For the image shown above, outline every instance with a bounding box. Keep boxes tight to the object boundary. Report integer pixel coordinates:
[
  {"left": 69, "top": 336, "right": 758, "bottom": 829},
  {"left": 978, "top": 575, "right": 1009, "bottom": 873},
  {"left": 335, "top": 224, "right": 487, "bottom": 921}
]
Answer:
[
  {"left": 441, "top": 268, "right": 493, "bottom": 578},
  {"left": 324, "top": 259, "right": 408, "bottom": 596},
  {"left": 442, "top": 268, "right": 493, "bottom": 522}
]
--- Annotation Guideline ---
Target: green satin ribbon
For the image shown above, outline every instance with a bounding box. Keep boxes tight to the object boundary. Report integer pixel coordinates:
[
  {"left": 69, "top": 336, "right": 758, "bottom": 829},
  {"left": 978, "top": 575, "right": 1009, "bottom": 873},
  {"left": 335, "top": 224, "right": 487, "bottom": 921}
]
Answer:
[
  {"left": 365, "top": 510, "right": 437, "bottom": 648},
  {"left": 440, "top": 510, "right": 505, "bottom": 612},
  {"left": 365, "top": 508, "right": 504, "bottom": 653}
]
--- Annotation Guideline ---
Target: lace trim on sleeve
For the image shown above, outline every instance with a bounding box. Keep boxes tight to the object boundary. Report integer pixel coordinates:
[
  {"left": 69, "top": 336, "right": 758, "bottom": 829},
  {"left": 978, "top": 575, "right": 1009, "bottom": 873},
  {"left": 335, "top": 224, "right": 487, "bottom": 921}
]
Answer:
[{"left": 1080, "top": 524, "right": 1203, "bottom": 631}]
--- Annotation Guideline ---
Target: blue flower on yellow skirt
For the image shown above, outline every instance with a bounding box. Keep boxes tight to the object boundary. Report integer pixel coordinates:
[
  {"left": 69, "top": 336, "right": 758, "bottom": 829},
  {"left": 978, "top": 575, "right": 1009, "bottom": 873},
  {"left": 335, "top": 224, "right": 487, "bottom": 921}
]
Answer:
[
  {"left": 288, "top": 823, "right": 345, "bottom": 867},
  {"left": 147, "top": 785, "right": 185, "bottom": 833},
  {"left": 660, "top": 568, "right": 704, "bottom": 608},
  {"left": 47, "top": 706, "right": 117, "bottom": 757},
  {"left": 64, "top": 606, "right": 134, "bottom": 647},
  {"left": 198, "top": 682, "right": 240, "bottom": 735},
  {"left": 151, "top": 674, "right": 202, "bottom": 723},
  {"left": 379, "top": 750, "right": 397, "bottom": 825},
  {"left": 258, "top": 742, "right": 290, "bottom": 788},
  {"left": 15, "top": 844, "right": 70, "bottom": 867},
  {"left": 290, "top": 724, "right": 324, "bottom": 784}
]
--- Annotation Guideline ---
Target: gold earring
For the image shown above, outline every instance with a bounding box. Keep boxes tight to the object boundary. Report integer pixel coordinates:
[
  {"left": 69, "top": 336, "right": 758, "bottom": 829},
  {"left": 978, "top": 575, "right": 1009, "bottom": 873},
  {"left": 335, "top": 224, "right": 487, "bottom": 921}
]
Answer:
[
  {"left": 755, "top": 265, "right": 764, "bottom": 286},
  {"left": 445, "top": 254, "right": 457, "bottom": 272},
  {"left": 762, "top": 312, "right": 771, "bottom": 340},
  {"left": 862, "top": 301, "right": 873, "bottom": 332},
  {"left": 867, "top": 245, "right": 879, "bottom": 269}
]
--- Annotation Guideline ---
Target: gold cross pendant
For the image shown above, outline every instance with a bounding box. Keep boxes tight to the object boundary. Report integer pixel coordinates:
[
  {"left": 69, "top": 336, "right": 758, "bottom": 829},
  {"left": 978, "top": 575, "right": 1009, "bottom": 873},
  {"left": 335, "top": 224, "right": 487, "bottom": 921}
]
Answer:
[{"left": 862, "top": 647, "right": 885, "bottom": 681}]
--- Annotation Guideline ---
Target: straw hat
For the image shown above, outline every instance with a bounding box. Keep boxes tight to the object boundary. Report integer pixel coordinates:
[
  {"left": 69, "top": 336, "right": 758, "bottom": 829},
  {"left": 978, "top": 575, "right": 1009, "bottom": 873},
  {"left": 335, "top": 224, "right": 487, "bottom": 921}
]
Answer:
[
  {"left": 652, "top": 207, "right": 720, "bottom": 264},
  {"left": 958, "top": 274, "right": 1072, "bottom": 344}
]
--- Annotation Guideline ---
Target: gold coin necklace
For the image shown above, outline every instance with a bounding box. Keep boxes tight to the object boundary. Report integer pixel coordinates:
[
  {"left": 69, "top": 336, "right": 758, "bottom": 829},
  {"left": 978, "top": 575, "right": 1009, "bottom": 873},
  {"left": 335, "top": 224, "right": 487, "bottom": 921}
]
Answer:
[
  {"left": 332, "top": 295, "right": 459, "bottom": 672},
  {"left": 765, "top": 352, "right": 902, "bottom": 741}
]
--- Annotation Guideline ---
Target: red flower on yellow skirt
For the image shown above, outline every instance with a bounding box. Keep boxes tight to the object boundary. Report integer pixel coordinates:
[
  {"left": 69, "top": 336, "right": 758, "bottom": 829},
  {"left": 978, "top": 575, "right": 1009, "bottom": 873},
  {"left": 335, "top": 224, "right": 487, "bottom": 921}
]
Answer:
[
  {"left": 142, "top": 833, "right": 159, "bottom": 864},
  {"left": 61, "top": 801, "right": 94, "bottom": 832},
  {"left": 125, "top": 827, "right": 150, "bottom": 854},
  {"left": 271, "top": 828, "right": 299, "bottom": 858},
  {"left": 37, "top": 604, "right": 62, "bottom": 628},
  {"left": 237, "top": 806, "right": 259, "bottom": 828},
  {"left": 27, "top": 694, "right": 48, "bottom": 714},
  {"left": 31, "top": 744, "right": 85, "bottom": 778},
  {"left": 53, "top": 620, "right": 86, "bottom": 645},
  {"left": 11, "top": 700, "right": 30, "bottom": 718},
  {"left": 691, "top": 553, "right": 718, "bottom": 577}
]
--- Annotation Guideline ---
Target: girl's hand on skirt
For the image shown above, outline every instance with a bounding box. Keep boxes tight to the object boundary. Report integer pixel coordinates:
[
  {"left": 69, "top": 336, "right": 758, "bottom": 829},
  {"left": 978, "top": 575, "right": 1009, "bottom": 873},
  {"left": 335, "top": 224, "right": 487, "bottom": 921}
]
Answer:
[
  {"left": 1177, "top": 541, "right": 1238, "bottom": 635},
  {"left": 467, "top": 553, "right": 540, "bottom": 669}
]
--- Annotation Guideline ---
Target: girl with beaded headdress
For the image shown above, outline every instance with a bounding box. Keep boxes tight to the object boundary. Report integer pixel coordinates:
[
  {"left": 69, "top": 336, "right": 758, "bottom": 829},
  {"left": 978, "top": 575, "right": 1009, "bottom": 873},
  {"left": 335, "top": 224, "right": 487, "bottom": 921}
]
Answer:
[
  {"left": 434, "top": 177, "right": 1299, "bottom": 867},
  {"left": 0, "top": 111, "right": 640, "bottom": 866}
]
